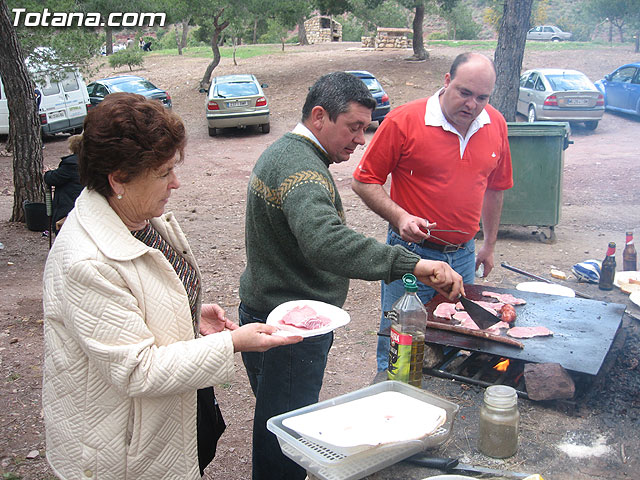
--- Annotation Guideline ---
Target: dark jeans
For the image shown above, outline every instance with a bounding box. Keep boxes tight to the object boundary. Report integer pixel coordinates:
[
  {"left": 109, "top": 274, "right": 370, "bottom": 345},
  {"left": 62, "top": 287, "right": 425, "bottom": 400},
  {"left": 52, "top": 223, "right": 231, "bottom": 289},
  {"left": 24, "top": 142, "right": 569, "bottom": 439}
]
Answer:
[{"left": 239, "top": 302, "right": 333, "bottom": 480}]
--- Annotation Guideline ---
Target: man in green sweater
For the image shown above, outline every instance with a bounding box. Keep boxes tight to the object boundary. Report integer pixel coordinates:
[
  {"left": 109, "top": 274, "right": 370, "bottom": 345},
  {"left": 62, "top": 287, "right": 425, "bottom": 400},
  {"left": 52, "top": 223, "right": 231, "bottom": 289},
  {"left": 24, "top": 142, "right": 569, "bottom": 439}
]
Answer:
[{"left": 238, "top": 71, "right": 464, "bottom": 480}]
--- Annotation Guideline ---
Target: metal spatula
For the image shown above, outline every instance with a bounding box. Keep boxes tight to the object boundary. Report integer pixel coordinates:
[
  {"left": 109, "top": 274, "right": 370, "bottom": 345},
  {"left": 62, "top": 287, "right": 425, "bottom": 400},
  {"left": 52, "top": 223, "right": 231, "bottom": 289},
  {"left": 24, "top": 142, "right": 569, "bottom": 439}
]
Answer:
[{"left": 458, "top": 295, "right": 501, "bottom": 330}]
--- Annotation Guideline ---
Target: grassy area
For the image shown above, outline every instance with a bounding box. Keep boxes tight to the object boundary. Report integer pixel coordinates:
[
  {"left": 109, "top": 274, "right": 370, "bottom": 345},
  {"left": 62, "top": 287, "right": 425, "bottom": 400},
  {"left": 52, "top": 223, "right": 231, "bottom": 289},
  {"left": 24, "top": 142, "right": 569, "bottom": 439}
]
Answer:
[
  {"left": 149, "top": 44, "right": 283, "bottom": 59},
  {"left": 426, "top": 39, "right": 631, "bottom": 52}
]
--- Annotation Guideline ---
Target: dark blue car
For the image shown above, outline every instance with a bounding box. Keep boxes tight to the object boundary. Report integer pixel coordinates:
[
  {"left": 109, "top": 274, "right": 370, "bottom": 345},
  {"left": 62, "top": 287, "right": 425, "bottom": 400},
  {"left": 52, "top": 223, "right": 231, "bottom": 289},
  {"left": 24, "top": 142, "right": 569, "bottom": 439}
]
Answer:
[
  {"left": 594, "top": 62, "right": 640, "bottom": 117},
  {"left": 347, "top": 70, "right": 390, "bottom": 124},
  {"left": 87, "top": 75, "right": 172, "bottom": 109}
]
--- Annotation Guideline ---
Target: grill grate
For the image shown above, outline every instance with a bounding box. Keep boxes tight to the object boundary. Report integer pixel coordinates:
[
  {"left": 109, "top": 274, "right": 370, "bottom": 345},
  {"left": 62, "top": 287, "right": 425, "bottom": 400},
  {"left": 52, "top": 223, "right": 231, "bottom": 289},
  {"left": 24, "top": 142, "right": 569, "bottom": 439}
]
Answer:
[{"left": 422, "top": 348, "right": 531, "bottom": 399}]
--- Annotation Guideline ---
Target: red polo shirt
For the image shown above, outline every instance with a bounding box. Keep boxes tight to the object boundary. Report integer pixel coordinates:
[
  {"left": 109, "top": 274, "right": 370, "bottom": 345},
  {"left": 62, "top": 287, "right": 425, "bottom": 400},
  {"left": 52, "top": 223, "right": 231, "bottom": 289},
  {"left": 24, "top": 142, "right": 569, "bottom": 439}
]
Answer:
[{"left": 354, "top": 97, "right": 513, "bottom": 245}]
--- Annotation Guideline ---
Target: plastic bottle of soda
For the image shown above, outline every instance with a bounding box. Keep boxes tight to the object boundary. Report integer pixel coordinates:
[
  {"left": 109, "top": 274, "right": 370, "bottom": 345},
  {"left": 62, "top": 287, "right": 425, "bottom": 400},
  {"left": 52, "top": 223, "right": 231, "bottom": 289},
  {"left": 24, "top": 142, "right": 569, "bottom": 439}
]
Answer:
[
  {"left": 387, "top": 273, "right": 426, "bottom": 387},
  {"left": 623, "top": 232, "right": 637, "bottom": 271},
  {"left": 598, "top": 242, "right": 616, "bottom": 291}
]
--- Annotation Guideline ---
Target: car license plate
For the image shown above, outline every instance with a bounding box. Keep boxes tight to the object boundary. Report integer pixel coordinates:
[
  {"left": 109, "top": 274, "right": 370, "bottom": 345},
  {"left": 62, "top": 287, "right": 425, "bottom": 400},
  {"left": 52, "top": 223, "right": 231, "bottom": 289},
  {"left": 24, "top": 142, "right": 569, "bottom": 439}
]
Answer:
[
  {"left": 226, "top": 100, "right": 249, "bottom": 108},
  {"left": 48, "top": 110, "right": 66, "bottom": 121},
  {"left": 566, "top": 98, "right": 589, "bottom": 106}
]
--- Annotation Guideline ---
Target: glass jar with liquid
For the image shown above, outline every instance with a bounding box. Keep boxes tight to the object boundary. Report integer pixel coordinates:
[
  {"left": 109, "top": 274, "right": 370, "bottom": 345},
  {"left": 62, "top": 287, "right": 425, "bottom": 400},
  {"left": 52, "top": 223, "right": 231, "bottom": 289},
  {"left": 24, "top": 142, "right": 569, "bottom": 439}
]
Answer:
[{"left": 478, "top": 385, "right": 519, "bottom": 458}]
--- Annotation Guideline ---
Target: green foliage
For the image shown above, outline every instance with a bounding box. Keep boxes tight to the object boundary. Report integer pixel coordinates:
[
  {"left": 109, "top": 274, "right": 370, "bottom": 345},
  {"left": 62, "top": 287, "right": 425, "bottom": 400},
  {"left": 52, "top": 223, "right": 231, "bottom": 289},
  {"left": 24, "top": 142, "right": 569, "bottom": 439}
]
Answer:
[
  {"left": 3, "top": 472, "right": 22, "bottom": 480},
  {"left": 108, "top": 48, "right": 144, "bottom": 70},
  {"left": 429, "top": 31, "right": 449, "bottom": 40},
  {"left": 258, "top": 18, "right": 290, "bottom": 44},
  {"left": 442, "top": 3, "right": 482, "bottom": 39},
  {"left": 340, "top": 15, "right": 371, "bottom": 41}
]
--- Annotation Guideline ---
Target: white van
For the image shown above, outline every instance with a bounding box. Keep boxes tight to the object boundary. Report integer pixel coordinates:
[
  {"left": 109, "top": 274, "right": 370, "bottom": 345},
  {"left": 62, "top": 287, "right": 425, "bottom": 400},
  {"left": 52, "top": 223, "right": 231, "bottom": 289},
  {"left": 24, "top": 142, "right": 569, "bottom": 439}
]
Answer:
[
  {"left": 0, "top": 79, "right": 8, "bottom": 135},
  {"left": 0, "top": 67, "right": 91, "bottom": 136}
]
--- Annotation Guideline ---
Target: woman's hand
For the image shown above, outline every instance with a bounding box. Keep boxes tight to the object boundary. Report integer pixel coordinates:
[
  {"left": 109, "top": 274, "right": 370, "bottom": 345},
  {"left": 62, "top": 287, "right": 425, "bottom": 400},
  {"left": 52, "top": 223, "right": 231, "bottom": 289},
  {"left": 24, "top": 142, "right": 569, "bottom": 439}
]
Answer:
[
  {"left": 413, "top": 259, "right": 465, "bottom": 301},
  {"left": 199, "top": 303, "right": 238, "bottom": 336},
  {"left": 230, "top": 323, "right": 303, "bottom": 352}
]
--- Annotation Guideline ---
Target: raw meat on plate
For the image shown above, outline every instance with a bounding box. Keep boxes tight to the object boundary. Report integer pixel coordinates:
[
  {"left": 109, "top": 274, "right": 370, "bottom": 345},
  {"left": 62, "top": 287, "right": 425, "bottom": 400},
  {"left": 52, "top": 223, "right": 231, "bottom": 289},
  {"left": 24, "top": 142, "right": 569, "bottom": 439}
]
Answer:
[{"left": 281, "top": 305, "right": 331, "bottom": 330}]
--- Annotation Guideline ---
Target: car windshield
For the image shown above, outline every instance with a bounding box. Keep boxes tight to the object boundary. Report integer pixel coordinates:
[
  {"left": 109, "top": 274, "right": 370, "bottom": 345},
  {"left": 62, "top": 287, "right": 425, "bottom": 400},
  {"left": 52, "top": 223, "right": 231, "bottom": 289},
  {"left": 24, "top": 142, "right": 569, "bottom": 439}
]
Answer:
[
  {"left": 360, "top": 77, "right": 382, "bottom": 93},
  {"left": 545, "top": 74, "right": 593, "bottom": 91},
  {"left": 110, "top": 79, "right": 157, "bottom": 93},
  {"left": 216, "top": 82, "right": 258, "bottom": 97}
]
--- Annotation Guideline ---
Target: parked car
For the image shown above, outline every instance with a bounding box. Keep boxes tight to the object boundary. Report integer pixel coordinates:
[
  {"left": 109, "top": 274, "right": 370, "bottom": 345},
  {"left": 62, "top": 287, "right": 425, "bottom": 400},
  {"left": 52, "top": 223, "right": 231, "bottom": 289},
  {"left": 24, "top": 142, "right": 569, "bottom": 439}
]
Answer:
[
  {"left": 203, "top": 74, "right": 269, "bottom": 136},
  {"left": 346, "top": 70, "right": 390, "bottom": 124},
  {"left": 526, "top": 25, "right": 572, "bottom": 42},
  {"left": 594, "top": 62, "right": 640, "bottom": 117},
  {"left": 517, "top": 68, "right": 604, "bottom": 130},
  {"left": 87, "top": 75, "right": 172, "bottom": 108}
]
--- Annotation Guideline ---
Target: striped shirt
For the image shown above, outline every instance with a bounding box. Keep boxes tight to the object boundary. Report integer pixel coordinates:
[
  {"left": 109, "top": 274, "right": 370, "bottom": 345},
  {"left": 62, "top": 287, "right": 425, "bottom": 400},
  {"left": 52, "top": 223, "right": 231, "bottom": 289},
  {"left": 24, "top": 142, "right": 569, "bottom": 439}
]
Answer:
[{"left": 132, "top": 223, "right": 201, "bottom": 335}]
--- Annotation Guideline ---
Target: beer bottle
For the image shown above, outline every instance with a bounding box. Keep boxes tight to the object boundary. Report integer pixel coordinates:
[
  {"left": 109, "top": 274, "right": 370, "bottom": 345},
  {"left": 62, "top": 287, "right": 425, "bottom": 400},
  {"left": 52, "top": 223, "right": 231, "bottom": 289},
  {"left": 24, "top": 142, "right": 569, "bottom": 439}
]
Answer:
[
  {"left": 623, "top": 232, "right": 637, "bottom": 271},
  {"left": 598, "top": 242, "right": 616, "bottom": 291}
]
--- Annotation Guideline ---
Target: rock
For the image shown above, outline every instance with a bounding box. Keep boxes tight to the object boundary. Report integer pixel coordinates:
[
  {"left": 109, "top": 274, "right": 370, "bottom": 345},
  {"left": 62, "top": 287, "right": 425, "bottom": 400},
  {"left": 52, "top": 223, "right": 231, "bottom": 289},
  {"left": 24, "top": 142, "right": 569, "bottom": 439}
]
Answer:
[
  {"left": 524, "top": 362, "right": 575, "bottom": 400},
  {"left": 26, "top": 450, "right": 40, "bottom": 459}
]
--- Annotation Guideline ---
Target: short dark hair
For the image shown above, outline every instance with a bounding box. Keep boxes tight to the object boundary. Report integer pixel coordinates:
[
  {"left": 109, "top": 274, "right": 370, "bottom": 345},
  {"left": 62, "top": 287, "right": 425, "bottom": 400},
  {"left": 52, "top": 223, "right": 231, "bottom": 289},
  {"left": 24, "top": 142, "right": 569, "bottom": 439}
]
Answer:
[
  {"left": 78, "top": 92, "right": 186, "bottom": 197},
  {"left": 302, "top": 71, "right": 376, "bottom": 122},
  {"left": 449, "top": 53, "right": 496, "bottom": 79}
]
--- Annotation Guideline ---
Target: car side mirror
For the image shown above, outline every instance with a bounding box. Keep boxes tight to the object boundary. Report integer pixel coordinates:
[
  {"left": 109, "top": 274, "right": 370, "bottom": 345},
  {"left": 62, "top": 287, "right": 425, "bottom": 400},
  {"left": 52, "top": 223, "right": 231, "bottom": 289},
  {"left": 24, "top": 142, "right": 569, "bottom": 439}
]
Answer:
[
  {"left": 261, "top": 83, "right": 268, "bottom": 88},
  {"left": 199, "top": 88, "right": 207, "bottom": 93},
  {"left": 604, "top": 74, "right": 612, "bottom": 81}
]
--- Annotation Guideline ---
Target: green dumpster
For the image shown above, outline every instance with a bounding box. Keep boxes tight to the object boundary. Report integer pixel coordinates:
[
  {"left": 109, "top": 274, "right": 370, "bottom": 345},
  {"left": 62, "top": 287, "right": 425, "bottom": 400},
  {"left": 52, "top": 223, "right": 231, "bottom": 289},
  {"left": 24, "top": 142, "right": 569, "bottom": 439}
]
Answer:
[{"left": 500, "top": 121, "right": 571, "bottom": 243}]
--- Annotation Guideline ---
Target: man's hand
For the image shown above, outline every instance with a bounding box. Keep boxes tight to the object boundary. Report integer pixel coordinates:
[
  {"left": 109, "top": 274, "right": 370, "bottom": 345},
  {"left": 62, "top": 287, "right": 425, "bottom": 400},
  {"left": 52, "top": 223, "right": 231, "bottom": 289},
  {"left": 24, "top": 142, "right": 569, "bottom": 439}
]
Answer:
[
  {"left": 200, "top": 303, "right": 238, "bottom": 336},
  {"left": 397, "top": 215, "right": 436, "bottom": 244},
  {"left": 230, "top": 323, "right": 303, "bottom": 352},
  {"left": 475, "top": 243, "right": 495, "bottom": 277},
  {"left": 413, "top": 259, "right": 465, "bottom": 301}
]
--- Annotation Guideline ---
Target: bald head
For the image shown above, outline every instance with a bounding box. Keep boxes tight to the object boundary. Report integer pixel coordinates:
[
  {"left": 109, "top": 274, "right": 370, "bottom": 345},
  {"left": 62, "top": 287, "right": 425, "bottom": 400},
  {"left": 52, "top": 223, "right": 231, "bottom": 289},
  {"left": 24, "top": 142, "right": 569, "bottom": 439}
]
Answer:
[{"left": 449, "top": 53, "right": 496, "bottom": 81}]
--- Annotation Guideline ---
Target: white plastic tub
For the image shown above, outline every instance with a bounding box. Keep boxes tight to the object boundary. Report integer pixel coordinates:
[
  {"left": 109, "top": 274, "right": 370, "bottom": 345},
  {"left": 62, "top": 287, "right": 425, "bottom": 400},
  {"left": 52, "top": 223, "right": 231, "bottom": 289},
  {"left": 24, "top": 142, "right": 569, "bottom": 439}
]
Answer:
[{"left": 267, "top": 381, "right": 459, "bottom": 480}]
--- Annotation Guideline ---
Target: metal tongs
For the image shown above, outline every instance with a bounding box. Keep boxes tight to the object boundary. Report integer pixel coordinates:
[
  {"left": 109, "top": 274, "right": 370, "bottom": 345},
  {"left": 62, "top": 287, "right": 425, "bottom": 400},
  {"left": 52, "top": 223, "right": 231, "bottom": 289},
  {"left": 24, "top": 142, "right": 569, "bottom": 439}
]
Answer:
[{"left": 424, "top": 220, "right": 468, "bottom": 246}]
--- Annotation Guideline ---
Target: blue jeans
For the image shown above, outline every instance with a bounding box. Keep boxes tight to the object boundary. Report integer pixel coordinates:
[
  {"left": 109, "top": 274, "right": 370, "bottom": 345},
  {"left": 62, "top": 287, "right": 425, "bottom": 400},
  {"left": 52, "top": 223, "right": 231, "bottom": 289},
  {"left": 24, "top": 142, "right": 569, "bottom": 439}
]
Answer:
[
  {"left": 239, "top": 303, "right": 333, "bottom": 480},
  {"left": 376, "top": 228, "right": 477, "bottom": 372}
]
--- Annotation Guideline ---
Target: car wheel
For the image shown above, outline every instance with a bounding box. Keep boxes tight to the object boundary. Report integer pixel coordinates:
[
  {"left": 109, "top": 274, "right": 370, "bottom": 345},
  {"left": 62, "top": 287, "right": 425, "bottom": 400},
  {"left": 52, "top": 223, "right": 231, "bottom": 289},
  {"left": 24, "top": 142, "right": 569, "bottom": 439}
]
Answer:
[
  {"left": 584, "top": 121, "right": 598, "bottom": 131},
  {"left": 528, "top": 106, "right": 537, "bottom": 123},
  {"left": 552, "top": 37, "right": 560, "bottom": 42},
  {"left": 261, "top": 123, "right": 270, "bottom": 134},
  {"left": 208, "top": 127, "right": 217, "bottom": 137}
]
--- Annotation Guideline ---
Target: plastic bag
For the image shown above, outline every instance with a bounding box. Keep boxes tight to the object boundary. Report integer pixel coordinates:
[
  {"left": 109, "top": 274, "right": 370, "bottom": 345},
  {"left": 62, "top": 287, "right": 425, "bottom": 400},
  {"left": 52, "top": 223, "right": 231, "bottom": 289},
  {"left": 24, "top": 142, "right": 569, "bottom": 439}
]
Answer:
[{"left": 571, "top": 259, "right": 601, "bottom": 283}]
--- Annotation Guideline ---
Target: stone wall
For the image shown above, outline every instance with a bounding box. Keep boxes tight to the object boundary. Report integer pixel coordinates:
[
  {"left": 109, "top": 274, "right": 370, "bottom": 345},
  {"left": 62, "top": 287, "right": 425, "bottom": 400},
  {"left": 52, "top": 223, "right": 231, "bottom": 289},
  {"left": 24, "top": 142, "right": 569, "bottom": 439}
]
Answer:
[
  {"left": 304, "top": 16, "right": 342, "bottom": 44},
  {"left": 361, "top": 28, "right": 412, "bottom": 49}
]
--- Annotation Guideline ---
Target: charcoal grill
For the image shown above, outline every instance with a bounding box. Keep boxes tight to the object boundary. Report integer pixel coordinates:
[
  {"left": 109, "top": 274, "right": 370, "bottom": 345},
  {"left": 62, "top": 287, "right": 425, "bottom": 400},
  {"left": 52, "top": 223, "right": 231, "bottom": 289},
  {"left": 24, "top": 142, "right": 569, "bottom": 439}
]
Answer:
[{"left": 424, "top": 285, "right": 625, "bottom": 377}]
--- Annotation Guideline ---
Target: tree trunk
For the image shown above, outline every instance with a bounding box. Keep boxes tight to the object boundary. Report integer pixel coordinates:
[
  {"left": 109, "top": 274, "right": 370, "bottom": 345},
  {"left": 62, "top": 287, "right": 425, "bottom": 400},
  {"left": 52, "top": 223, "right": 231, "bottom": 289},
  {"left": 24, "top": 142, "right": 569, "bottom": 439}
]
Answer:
[
  {"left": 298, "top": 16, "right": 308, "bottom": 45},
  {"left": 0, "top": 0, "right": 45, "bottom": 222},
  {"left": 232, "top": 36, "right": 238, "bottom": 66},
  {"left": 608, "top": 22, "right": 613, "bottom": 43},
  {"left": 411, "top": 2, "right": 428, "bottom": 60},
  {"left": 490, "top": 0, "right": 533, "bottom": 122},
  {"left": 253, "top": 19, "right": 258, "bottom": 44},
  {"left": 281, "top": 36, "right": 285, "bottom": 52},
  {"left": 200, "top": 15, "right": 229, "bottom": 90},
  {"left": 635, "top": 31, "right": 639, "bottom": 53},
  {"left": 106, "top": 27, "right": 113, "bottom": 55},
  {"left": 617, "top": 24, "right": 624, "bottom": 43},
  {"left": 179, "top": 17, "right": 190, "bottom": 54}
]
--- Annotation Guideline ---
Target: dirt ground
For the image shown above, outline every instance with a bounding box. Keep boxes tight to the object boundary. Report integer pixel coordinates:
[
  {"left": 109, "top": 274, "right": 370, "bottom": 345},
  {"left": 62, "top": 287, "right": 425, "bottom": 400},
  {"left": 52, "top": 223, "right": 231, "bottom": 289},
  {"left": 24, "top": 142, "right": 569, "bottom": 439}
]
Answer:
[{"left": 1, "top": 42, "right": 639, "bottom": 479}]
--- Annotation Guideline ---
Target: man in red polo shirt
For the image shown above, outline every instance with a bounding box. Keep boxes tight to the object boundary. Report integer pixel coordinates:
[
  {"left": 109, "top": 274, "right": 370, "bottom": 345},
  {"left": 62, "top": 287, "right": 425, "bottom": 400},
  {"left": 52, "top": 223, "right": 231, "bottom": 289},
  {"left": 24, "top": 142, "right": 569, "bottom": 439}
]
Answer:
[{"left": 352, "top": 52, "right": 513, "bottom": 371}]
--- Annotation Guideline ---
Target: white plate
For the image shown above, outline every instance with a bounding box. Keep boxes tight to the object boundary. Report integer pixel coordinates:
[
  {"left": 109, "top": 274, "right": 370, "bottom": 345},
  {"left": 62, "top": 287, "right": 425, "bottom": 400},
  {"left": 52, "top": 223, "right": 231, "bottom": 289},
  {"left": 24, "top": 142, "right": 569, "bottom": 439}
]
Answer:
[
  {"left": 614, "top": 271, "right": 640, "bottom": 288},
  {"left": 421, "top": 476, "right": 477, "bottom": 480},
  {"left": 281, "top": 391, "right": 447, "bottom": 455},
  {"left": 266, "top": 300, "right": 350, "bottom": 338},
  {"left": 516, "top": 281, "right": 575, "bottom": 297},
  {"left": 630, "top": 291, "right": 640, "bottom": 308}
]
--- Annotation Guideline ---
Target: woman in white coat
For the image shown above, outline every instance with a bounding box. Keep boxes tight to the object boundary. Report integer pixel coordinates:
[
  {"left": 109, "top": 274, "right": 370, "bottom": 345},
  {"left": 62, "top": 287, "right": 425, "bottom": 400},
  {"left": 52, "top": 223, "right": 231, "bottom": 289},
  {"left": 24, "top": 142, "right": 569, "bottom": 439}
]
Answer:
[{"left": 42, "top": 92, "right": 302, "bottom": 480}]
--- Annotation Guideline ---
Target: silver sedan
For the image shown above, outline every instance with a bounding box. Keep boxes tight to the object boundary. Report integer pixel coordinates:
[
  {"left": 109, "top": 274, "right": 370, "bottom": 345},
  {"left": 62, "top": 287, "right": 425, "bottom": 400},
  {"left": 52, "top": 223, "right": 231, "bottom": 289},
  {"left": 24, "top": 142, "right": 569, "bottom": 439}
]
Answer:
[{"left": 517, "top": 68, "right": 604, "bottom": 130}]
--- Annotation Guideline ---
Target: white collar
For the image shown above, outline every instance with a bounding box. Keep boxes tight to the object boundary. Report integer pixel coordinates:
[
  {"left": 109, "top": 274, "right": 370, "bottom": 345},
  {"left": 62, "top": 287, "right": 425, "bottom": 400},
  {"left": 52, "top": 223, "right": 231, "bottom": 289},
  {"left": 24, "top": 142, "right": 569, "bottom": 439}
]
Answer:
[
  {"left": 424, "top": 88, "right": 491, "bottom": 137},
  {"left": 292, "top": 123, "right": 327, "bottom": 153}
]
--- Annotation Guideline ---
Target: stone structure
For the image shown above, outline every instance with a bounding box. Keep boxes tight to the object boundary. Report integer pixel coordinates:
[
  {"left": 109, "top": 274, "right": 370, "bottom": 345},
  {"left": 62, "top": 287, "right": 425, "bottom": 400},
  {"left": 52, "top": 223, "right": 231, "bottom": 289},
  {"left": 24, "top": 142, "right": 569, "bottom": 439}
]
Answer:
[
  {"left": 304, "top": 16, "right": 342, "bottom": 44},
  {"left": 361, "top": 27, "right": 412, "bottom": 49}
]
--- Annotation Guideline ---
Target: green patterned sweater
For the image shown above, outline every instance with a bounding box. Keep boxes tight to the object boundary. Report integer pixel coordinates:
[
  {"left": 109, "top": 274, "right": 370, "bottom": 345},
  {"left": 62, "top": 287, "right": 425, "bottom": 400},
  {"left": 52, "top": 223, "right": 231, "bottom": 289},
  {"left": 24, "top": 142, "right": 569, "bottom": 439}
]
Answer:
[{"left": 239, "top": 133, "right": 420, "bottom": 314}]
